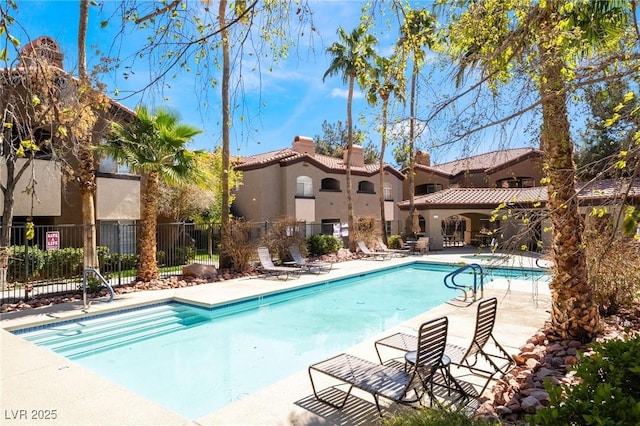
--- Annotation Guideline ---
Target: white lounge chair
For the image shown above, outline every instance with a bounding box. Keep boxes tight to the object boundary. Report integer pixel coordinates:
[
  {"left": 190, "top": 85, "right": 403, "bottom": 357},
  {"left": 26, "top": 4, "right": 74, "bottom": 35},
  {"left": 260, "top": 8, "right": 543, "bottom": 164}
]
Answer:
[
  {"left": 357, "top": 240, "right": 391, "bottom": 260},
  {"left": 256, "top": 246, "right": 300, "bottom": 280},
  {"left": 288, "top": 245, "right": 332, "bottom": 274}
]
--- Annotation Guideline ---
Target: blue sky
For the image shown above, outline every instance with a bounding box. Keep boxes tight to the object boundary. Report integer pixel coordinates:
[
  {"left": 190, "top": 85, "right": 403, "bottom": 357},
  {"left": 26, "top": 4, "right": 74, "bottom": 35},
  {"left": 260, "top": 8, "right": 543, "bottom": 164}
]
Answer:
[{"left": 7, "top": 1, "right": 538, "bottom": 166}]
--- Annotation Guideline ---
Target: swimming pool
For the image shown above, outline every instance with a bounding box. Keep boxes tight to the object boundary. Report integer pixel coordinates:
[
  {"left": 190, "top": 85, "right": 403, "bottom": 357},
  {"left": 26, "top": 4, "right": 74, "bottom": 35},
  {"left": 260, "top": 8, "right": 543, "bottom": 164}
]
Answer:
[{"left": 13, "top": 262, "right": 545, "bottom": 419}]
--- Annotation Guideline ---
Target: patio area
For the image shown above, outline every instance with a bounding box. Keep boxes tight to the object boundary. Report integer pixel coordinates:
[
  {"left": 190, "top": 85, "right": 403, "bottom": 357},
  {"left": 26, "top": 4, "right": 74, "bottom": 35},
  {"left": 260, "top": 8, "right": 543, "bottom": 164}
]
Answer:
[{"left": 1, "top": 248, "right": 551, "bottom": 425}]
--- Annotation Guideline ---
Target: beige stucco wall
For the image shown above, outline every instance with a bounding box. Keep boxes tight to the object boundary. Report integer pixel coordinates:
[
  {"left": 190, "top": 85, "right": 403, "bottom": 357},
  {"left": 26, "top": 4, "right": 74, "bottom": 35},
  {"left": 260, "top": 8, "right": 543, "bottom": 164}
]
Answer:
[
  {"left": 234, "top": 160, "right": 404, "bottom": 226},
  {"left": 0, "top": 158, "right": 61, "bottom": 217},
  {"left": 96, "top": 176, "right": 141, "bottom": 220}
]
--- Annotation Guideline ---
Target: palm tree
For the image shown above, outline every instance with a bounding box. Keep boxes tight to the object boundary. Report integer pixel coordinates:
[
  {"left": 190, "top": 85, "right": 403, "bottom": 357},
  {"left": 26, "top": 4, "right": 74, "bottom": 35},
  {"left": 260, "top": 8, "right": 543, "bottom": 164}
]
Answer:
[
  {"left": 104, "top": 106, "right": 205, "bottom": 281},
  {"left": 444, "top": 0, "right": 634, "bottom": 340},
  {"left": 366, "top": 54, "right": 406, "bottom": 244},
  {"left": 323, "top": 26, "right": 378, "bottom": 252},
  {"left": 397, "top": 8, "right": 436, "bottom": 236}
]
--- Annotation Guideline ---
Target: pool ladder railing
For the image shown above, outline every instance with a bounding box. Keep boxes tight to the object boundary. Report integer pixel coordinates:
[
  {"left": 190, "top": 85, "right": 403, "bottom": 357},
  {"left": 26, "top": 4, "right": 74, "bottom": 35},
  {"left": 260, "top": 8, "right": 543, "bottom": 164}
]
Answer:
[
  {"left": 444, "top": 263, "right": 484, "bottom": 303},
  {"left": 82, "top": 268, "right": 115, "bottom": 309}
]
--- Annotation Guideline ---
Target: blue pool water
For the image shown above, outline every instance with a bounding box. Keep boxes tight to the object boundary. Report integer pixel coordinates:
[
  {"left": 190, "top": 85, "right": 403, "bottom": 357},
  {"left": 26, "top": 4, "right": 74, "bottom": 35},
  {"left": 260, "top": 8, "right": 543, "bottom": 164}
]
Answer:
[{"left": 14, "top": 262, "right": 545, "bottom": 419}]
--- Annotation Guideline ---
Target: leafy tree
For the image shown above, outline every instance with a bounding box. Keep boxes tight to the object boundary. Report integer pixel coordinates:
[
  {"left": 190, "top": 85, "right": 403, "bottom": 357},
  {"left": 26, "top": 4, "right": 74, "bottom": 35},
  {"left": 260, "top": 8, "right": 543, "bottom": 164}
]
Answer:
[
  {"left": 0, "top": 1, "right": 110, "bottom": 283},
  {"left": 323, "top": 25, "right": 378, "bottom": 252},
  {"left": 576, "top": 77, "right": 640, "bottom": 180},
  {"left": 313, "top": 120, "right": 378, "bottom": 164},
  {"left": 103, "top": 106, "right": 207, "bottom": 281},
  {"left": 366, "top": 54, "right": 406, "bottom": 243},
  {"left": 396, "top": 7, "right": 436, "bottom": 235},
  {"left": 441, "top": 0, "right": 636, "bottom": 340},
  {"left": 111, "top": 1, "right": 313, "bottom": 269}
]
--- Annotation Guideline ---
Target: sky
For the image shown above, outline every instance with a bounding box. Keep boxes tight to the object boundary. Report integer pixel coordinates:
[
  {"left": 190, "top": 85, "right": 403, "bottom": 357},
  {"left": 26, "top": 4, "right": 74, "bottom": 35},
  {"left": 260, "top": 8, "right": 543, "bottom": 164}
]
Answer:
[{"left": 6, "top": 0, "right": 538, "bottom": 166}]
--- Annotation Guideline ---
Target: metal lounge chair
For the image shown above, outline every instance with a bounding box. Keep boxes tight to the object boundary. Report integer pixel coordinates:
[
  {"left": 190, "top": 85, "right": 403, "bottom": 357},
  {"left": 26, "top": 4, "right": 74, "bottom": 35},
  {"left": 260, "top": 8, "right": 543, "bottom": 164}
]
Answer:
[
  {"left": 376, "top": 237, "right": 410, "bottom": 257},
  {"left": 288, "top": 245, "right": 332, "bottom": 274},
  {"left": 308, "top": 317, "right": 449, "bottom": 415},
  {"left": 357, "top": 240, "right": 392, "bottom": 260},
  {"left": 256, "top": 246, "right": 300, "bottom": 281},
  {"left": 374, "top": 297, "right": 514, "bottom": 396}
]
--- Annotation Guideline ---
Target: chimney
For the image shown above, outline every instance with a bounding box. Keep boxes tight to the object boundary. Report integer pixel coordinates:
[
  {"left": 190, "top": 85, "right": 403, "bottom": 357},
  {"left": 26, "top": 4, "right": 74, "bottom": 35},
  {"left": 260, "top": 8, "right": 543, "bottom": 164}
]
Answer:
[
  {"left": 415, "top": 150, "right": 431, "bottom": 166},
  {"left": 292, "top": 135, "right": 315, "bottom": 156},
  {"left": 344, "top": 145, "right": 365, "bottom": 167}
]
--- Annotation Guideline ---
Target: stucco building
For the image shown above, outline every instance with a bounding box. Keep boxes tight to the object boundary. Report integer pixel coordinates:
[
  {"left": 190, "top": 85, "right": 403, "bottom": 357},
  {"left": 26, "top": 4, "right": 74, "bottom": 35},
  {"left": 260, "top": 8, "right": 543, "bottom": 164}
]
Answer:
[{"left": 233, "top": 136, "right": 406, "bottom": 237}]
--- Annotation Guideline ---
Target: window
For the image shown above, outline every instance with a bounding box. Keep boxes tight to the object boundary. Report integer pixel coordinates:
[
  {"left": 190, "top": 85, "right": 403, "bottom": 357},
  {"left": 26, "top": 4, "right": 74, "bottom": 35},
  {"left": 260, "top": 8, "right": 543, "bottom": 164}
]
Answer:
[
  {"left": 497, "top": 177, "right": 535, "bottom": 188},
  {"left": 357, "top": 180, "right": 375, "bottom": 194},
  {"left": 320, "top": 178, "right": 341, "bottom": 191},
  {"left": 383, "top": 182, "right": 392, "bottom": 201},
  {"left": 415, "top": 183, "right": 443, "bottom": 195},
  {"left": 99, "top": 154, "right": 132, "bottom": 174},
  {"left": 296, "top": 176, "right": 313, "bottom": 197}
]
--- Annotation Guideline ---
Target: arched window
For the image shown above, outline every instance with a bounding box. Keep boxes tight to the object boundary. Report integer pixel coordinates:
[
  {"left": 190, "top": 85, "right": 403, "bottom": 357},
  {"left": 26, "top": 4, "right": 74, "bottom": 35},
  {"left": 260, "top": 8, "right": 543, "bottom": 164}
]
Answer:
[
  {"left": 296, "top": 176, "right": 313, "bottom": 197},
  {"left": 383, "top": 182, "right": 392, "bottom": 201},
  {"left": 357, "top": 180, "right": 375, "bottom": 194},
  {"left": 320, "top": 178, "right": 341, "bottom": 191}
]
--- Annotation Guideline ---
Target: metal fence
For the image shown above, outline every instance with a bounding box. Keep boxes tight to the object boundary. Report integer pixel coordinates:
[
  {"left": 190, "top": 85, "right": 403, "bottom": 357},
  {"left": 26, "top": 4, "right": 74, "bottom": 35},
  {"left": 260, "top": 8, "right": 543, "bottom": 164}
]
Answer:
[{"left": 0, "top": 219, "right": 405, "bottom": 305}]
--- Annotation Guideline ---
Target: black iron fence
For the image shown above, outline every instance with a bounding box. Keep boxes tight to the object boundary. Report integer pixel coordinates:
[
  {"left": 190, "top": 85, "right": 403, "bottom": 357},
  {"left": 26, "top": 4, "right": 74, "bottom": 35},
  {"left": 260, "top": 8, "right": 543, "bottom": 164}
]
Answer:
[{"left": 0, "top": 219, "right": 405, "bottom": 305}]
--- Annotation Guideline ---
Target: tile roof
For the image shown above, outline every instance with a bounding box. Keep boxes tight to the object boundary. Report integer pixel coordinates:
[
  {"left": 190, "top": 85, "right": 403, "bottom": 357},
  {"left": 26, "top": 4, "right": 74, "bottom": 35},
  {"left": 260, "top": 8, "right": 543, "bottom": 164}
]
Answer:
[
  {"left": 399, "top": 179, "right": 640, "bottom": 209},
  {"left": 236, "top": 147, "right": 404, "bottom": 178},
  {"left": 398, "top": 187, "right": 547, "bottom": 209},
  {"left": 413, "top": 147, "right": 543, "bottom": 176}
]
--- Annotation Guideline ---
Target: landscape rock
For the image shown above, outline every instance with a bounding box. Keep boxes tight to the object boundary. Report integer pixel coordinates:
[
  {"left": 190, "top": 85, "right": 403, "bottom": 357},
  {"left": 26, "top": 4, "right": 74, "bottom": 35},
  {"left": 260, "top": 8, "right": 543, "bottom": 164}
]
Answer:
[{"left": 182, "top": 263, "right": 218, "bottom": 279}]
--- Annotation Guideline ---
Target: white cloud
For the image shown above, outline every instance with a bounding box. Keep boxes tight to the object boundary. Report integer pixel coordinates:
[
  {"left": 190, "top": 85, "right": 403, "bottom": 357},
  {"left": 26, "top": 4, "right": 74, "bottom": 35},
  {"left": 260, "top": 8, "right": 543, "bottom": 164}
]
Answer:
[{"left": 330, "top": 87, "right": 364, "bottom": 99}]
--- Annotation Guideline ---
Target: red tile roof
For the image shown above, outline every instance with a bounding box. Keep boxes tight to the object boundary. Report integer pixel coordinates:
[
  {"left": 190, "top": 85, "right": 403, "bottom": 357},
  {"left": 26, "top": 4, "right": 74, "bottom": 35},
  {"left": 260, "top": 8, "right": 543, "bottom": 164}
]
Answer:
[
  {"left": 399, "top": 179, "right": 640, "bottom": 209},
  {"left": 412, "top": 147, "right": 543, "bottom": 177},
  {"left": 236, "top": 148, "right": 404, "bottom": 179}
]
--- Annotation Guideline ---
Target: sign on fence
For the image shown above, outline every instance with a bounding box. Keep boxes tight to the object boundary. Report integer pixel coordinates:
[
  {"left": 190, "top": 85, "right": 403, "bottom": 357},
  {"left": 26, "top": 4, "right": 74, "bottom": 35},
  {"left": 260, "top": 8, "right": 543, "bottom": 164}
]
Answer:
[{"left": 46, "top": 231, "right": 60, "bottom": 251}]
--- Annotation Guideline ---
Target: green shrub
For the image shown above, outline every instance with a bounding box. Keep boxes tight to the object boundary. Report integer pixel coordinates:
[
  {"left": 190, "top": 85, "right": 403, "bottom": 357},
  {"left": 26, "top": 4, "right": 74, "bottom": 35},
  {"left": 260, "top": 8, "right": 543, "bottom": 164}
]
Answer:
[
  {"left": 308, "top": 234, "right": 342, "bottom": 256},
  {"left": 384, "top": 407, "right": 499, "bottom": 426},
  {"left": 388, "top": 234, "right": 404, "bottom": 249},
  {"left": 8, "top": 245, "right": 45, "bottom": 281},
  {"left": 528, "top": 335, "right": 640, "bottom": 425},
  {"left": 43, "top": 247, "right": 83, "bottom": 279}
]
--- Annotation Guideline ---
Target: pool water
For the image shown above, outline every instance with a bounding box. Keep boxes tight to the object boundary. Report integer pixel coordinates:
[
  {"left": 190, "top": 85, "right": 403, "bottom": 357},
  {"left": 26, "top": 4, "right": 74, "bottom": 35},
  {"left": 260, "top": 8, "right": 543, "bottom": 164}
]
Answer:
[{"left": 14, "top": 262, "right": 545, "bottom": 419}]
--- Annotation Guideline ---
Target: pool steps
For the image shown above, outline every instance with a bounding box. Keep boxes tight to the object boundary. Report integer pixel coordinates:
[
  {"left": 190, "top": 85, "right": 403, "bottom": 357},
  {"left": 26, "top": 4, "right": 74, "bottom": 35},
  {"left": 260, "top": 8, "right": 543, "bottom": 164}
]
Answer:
[{"left": 22, "top": 304, "right": 209, "bottom": 359}]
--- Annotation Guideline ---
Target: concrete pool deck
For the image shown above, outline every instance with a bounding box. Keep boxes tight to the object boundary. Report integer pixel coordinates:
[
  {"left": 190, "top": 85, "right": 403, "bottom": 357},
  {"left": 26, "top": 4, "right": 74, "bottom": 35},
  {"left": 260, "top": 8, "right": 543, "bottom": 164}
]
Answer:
[{"left": 1, "top": 249, "right": 552, "bottom": 425}]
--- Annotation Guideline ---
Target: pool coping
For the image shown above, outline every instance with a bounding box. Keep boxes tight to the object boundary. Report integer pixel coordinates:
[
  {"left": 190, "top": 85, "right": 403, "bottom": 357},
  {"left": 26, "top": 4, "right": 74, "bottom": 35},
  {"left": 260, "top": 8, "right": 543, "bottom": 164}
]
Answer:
[{"left": 1, "top": 249, "right": 552, "bottom": 426}]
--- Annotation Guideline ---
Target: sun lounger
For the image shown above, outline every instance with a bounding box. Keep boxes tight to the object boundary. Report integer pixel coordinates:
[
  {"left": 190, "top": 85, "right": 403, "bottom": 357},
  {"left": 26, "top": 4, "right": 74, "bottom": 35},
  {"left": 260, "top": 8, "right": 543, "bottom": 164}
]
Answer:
[
  {"left": 288, "top": 245, "right": 332, "bottom": 274},
  {"left": 357, "top": 240, "right": 391, "bottom": 260},
  {"left": 309, "top": 317, "right": 451, "bottom": 415},
  {"left": 376, "top": 237, "right": 410, "bottom": 257},
  {"left": 256, "top": 246, "right": 300, "bottom": 281},
  {"left": 374, "top": 297, "right": 514, "bottom": 396}
]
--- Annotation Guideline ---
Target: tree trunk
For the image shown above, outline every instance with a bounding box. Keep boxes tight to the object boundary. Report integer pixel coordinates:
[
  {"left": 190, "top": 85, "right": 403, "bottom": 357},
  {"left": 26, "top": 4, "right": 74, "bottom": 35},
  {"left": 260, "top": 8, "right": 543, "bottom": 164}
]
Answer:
[
  {"left": 137, "top": 172, "right": 160, "bottom": 281},
  {"left": 78, "top": 0, "right": 98, "bottom": 271},
  {"left": 346, "top": 75, "right": 355, "bottom": 252},
  {"left": 405, "top": 65, "right": 417, "bottom": 236},
  {"left": 218, "top": 0, "right": 232, "bottom": 269},
  {"left": 379, "top": 95, "right": 389, "bottom": 244},
  {"left": 539, "top": 11, "right": 600, "bottom": 341}
]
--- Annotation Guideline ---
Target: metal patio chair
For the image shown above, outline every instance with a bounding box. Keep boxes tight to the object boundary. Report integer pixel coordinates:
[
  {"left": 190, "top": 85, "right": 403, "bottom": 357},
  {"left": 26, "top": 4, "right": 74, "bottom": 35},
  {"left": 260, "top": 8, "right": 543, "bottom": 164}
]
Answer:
[
  {"left": 288, "top": 244, "right": 332, "bottom": 274},
  {"left": 256, "top": 246, "right": 300, "bottom": 281},
  {"left": 308, "top": 317, "right": 449, "bottom": 415},
  {"left": 375, "top": 297, "right": 514, "bottom": 396}
]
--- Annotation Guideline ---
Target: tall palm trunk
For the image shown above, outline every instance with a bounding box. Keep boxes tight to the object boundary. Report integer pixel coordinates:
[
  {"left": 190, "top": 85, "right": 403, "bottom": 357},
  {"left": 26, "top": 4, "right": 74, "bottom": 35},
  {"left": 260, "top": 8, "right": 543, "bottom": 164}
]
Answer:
[
  {"left": 78, "top": 0, "right": 98, "bottom": 271},
  {"left": 406, "top": 66, "right": 417, "bottom": 236},
  {"left": 218, "top": 0, "right": 232, "bottom": 268},
  {"left": 138, "top": 171, "right": 160, "bottom": 281},
  {"left": 539, "top": 8, "right": 599, "bottom": 341},
  {"left": 346, "top": 75, "right": 355, "bottom": 252},
  {"left": 378, "top": 94, "right": 389, "bottom": 244}
]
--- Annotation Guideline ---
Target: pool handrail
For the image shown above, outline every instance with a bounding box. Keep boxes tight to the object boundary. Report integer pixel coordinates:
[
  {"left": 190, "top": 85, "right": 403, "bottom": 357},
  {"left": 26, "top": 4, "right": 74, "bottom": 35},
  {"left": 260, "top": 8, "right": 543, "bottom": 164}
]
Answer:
[
  {"left": 82, "top": 267, "right": 115, "bottom": 308},
  {"left": 444, "top": 263, "right": 484, "bottom": 302}
]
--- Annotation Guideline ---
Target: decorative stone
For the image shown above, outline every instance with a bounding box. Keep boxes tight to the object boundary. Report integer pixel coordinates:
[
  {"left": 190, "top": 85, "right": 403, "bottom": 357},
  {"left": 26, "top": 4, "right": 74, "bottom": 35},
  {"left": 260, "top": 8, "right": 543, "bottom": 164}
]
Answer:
[
  {"left": 182, "top": 263, "right": 218, "bottom": 279},
  {"left": 521, "top": 395, "right": 542, "bottom": 413}
]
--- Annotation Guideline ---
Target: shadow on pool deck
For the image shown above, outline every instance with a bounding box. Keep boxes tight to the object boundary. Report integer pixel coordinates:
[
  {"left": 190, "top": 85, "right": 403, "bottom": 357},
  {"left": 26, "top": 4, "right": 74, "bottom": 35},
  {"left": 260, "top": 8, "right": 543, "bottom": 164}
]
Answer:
[{"left": 1, "top": 250, "right": 551, "bottom": 426}]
